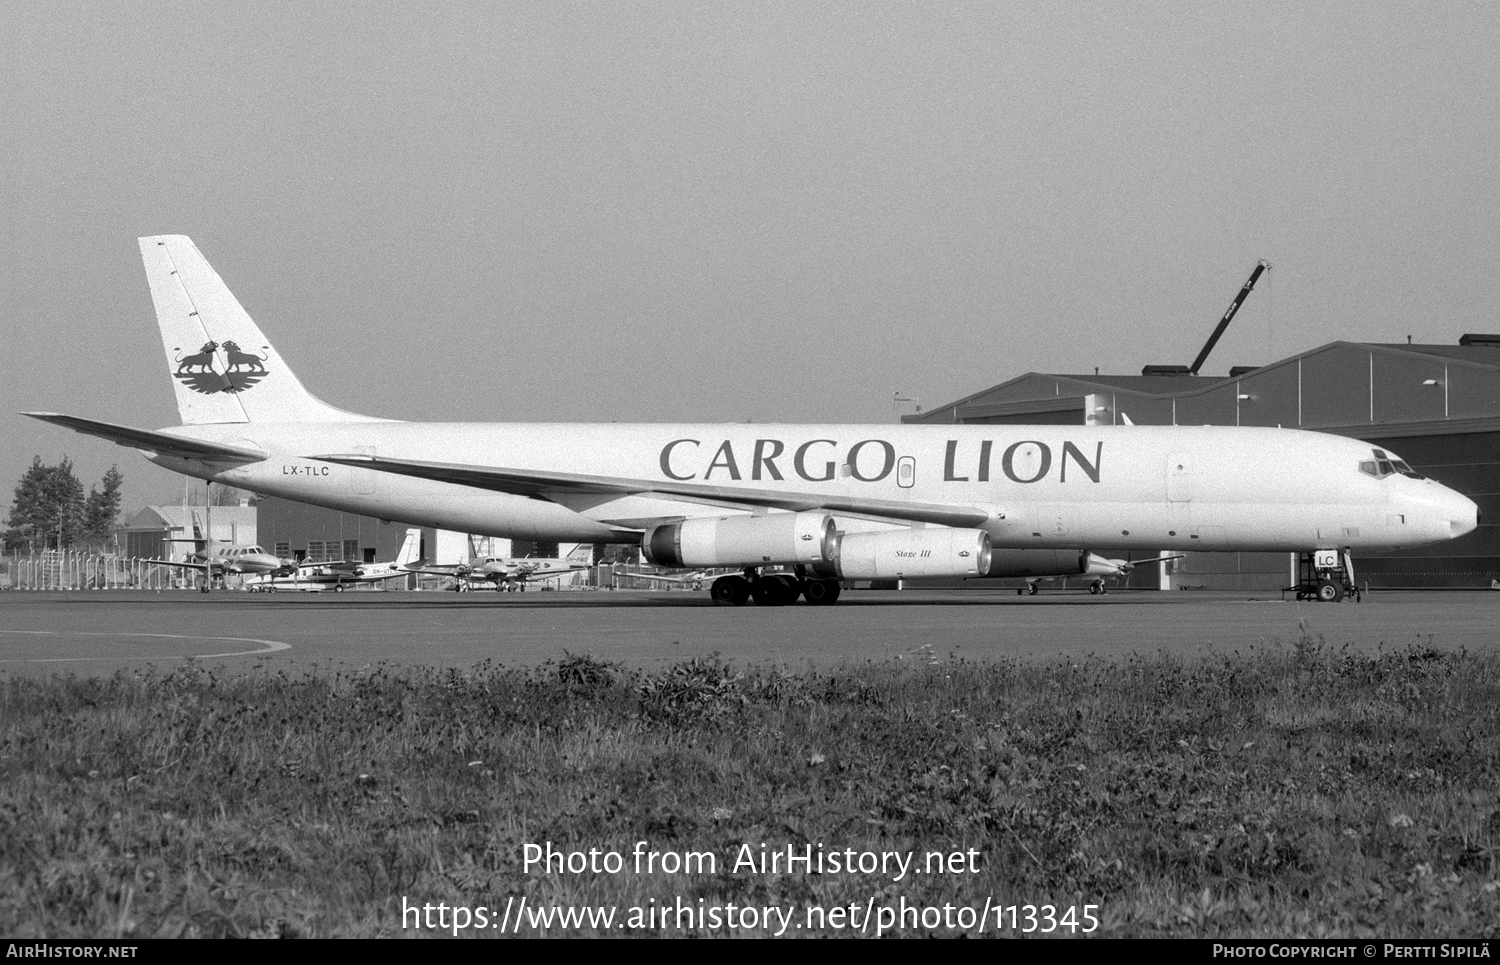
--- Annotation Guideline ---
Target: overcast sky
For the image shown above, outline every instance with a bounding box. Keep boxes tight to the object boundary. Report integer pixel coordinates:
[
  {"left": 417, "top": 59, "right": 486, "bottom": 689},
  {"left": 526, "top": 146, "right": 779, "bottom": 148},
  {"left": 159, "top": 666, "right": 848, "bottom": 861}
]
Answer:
[{"left": 4, "top": 1, "right": 1499, "bottom": 515}]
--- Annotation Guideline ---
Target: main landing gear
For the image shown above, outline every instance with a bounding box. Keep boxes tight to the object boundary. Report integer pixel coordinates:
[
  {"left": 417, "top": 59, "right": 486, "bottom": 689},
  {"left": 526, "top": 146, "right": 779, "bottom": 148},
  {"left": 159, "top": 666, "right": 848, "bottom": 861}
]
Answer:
[{"left": 711, "top": 567, "right": 843, "bottom": 607}]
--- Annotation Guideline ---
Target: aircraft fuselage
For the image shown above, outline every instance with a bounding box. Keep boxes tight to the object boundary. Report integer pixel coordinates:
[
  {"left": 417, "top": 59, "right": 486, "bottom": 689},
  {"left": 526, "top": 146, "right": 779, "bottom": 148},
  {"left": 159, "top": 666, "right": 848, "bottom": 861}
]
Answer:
[{"left": 150, "top": 421, "right": 1474, "bottom": 554}]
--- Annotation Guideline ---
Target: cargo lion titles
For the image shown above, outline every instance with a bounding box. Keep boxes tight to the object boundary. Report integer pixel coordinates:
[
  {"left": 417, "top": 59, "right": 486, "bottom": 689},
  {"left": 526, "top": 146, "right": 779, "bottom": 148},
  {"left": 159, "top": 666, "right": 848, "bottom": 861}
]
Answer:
[{"left": 659, "top": 438, "right": 1105, "bottom": 485}]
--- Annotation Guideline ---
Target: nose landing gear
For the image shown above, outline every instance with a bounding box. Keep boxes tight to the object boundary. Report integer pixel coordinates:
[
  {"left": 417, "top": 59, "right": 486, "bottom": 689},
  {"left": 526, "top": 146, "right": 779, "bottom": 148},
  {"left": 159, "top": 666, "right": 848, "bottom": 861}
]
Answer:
[{"left": 1290, "top": 549, "right": 1362, "bottom": 603}]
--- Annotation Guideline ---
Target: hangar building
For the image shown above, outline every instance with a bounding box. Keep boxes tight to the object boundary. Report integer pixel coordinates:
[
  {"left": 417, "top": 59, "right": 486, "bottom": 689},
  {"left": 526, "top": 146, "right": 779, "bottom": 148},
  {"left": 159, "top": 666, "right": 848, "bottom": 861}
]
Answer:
[
  {"left": 254, "top": 497, "right": 413, "bottom": 566},
  {"left": 904, "top": 335, "right": 1500, "bottom": 590}
]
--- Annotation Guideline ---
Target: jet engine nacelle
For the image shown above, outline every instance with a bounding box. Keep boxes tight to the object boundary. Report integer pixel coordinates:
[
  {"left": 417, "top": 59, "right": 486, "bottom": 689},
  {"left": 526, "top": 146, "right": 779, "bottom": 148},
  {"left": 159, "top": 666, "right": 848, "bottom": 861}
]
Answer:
[
  {"left": 982, "top": 548, "right": 1089, "bottom": 578},
  {"left": 813, "top": 528, "right": 992, "bottom": 580},
  {"left": 643, "top": 512, "right": 835, "bottom": 568}
]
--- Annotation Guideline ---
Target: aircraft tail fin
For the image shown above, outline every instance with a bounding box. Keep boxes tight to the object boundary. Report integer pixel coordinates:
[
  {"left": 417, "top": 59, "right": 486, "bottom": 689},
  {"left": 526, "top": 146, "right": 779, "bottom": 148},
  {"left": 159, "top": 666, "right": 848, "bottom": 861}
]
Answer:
[
  {"left": 395, "top": 529, "right": 421, "bottom": 567},
  {"left": 140, "top": 235, "right": 386, "bottom": 426},
  {"left": 163, "top": 509, "right": 208, "bottom": 550}
]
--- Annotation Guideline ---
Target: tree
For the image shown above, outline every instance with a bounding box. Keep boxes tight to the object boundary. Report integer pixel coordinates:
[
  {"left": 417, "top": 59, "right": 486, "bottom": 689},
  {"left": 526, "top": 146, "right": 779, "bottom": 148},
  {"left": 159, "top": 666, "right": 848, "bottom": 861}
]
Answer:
[
  {"left": 4, "top": 457, "right": 86, "bottom": 552},
  {"left": 210, "top": 484, "right": 255, "bottom": 507},
  {"left": 81, "top": 465, "right": 124, "bottom": 550}
]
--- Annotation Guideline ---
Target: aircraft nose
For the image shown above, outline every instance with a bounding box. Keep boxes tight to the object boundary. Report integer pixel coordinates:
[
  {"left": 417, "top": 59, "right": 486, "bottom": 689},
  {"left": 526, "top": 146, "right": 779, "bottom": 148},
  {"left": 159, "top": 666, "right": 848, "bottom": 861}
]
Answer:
[
  {"left": 1444, "top": 487, "right": 1480, "bottom": 538},
  {"left": 1394, "top": 479, "right": 1478, "bottom": 542}
]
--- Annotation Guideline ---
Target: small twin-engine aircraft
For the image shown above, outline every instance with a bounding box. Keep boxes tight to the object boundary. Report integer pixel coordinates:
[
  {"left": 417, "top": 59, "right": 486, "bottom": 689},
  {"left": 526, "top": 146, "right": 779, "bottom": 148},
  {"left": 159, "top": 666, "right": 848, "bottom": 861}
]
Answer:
[
  {"left": 1008, "top": 551, "right": 1186, "bottom": 595},
  {"left": 248, "top": 528, "right": 425, "bottom": 592},
  {"left": 620, "top": 568, "right": 723, "bottom": 590},
  {"left": 416, "top": 543, "right": 591, "bottom": 592},
  {"left": 26, "top": 236, "right": 1480, "bottom": 608}
]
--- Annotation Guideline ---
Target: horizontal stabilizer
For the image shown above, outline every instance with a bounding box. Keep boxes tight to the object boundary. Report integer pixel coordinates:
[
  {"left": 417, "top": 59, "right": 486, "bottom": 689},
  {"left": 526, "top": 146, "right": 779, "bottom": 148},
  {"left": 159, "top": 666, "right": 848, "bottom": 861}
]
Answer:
[
  {"left": 23, "top": 413, "right": 268, "bottom": 462},
  {"left": 313, "top": 453, "right": 994, "bottom": 529}
]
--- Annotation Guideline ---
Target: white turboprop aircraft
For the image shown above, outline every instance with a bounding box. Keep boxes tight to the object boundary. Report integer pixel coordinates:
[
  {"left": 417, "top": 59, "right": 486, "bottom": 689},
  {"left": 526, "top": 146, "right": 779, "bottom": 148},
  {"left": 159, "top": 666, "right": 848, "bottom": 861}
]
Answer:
[
  {"left": 249, "top": 528, "right": 426, "bottom": 592},
  {"left": 1004, "top": 551, "right": 1186, "bottom": 596},
  {"left": 415, "top": 539, "right": 591, "bottom": 592},
  {"left": 142, "top": 510, "right": 293, "bottom": 587},
  {"left": 620, "top": 568, "right": 724, "bottom": 590},
  {"left": 25, "top": 236, "right": 1480, "bottom": 607}
]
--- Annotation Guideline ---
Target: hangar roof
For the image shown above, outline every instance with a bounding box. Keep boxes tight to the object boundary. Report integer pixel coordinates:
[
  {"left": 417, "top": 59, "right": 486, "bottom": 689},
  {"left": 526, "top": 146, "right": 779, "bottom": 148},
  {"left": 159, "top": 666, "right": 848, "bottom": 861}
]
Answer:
[{"left": 905, "top": 338, "right": 1500, "bottom": 431}]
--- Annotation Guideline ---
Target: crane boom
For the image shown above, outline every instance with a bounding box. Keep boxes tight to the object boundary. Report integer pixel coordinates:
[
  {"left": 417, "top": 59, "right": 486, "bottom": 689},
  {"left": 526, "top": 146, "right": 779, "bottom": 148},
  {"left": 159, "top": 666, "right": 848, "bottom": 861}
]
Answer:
[{"left": 1189, "top": 259, "right": 1270, "bottom": 376}]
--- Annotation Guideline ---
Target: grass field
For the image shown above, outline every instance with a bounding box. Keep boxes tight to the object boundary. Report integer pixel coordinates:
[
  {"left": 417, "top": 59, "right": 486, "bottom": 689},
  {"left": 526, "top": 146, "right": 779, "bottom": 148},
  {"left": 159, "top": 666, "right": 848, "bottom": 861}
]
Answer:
[{"left": 3, "top": 633, "right": 1499, "bottom": 938}]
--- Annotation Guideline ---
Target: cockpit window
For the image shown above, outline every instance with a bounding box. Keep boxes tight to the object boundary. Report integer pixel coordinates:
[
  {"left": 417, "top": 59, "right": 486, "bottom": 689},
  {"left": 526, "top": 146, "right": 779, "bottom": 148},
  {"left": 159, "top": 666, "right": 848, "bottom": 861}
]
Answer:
[{"left": 1359, "top": 448, "right": 1423, "bottom": 479}]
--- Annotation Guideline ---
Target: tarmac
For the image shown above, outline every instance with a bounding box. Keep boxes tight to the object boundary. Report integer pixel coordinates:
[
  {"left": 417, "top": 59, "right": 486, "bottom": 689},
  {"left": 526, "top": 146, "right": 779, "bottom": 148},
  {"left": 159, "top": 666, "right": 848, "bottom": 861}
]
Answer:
[{"left": 2, "top": 586, "right": 1497, "bottom": 676}]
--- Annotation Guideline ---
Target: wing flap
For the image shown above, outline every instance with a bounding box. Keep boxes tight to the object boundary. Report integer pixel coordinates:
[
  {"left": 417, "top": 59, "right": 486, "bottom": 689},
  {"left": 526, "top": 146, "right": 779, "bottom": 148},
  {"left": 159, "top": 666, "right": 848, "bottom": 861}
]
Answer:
[
  {"left": 24, "top": 413, "right": 268, "bottom": 462},
  {"left": 313, "top": 453, "right": 994, "bottom": 528}
]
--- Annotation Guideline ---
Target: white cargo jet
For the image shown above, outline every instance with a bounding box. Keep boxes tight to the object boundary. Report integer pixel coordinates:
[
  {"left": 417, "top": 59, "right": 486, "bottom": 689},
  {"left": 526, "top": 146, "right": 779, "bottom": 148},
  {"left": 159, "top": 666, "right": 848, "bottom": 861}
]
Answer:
[
  {"left": 24, "top": 236, "right": 1480, "bottom": 607},
  {"left": 249, "top": 528, "right": 426, "bottom": 592}
]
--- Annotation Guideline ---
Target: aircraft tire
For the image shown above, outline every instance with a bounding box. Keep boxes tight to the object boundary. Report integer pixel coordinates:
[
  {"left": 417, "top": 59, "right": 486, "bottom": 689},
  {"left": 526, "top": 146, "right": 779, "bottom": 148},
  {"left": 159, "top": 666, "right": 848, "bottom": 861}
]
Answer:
[
  {"left": 1316, "top": 580, "right": 1344, "bottom": 603},
  {"left": 804, "top": 578, "right": 841, "bottom": 606},
  {"left": 334, "top": 584, "right": 345, "bottom": 593},
  {"left": 1029, "top": 584, "right": 1039, "bottom": 596},
  {"left": 1089, "top": 584, "right": 1099, "bottom": 595},
  {"left": 751, "top": 575, "right": 798, "bottom": 606},
  {"left": 711, "top": 575, "right": 751, "bottom": 607}
]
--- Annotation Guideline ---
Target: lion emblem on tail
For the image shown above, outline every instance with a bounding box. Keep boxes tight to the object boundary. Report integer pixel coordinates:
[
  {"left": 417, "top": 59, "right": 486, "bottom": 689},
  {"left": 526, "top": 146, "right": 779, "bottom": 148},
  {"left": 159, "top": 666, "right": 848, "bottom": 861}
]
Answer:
[
  {"left": 222, "top": 341, "right": 268, "bottom": 373},
  {"left": 174, "top": 341, "right": 219, "bottom": 374}
]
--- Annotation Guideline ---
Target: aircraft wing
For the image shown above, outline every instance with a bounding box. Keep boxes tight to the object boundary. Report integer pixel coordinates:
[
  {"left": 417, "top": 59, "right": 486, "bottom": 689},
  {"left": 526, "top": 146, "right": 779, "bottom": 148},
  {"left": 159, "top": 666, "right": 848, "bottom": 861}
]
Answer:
[
  {"left": 23, "top": 413, "right": 268, "bottom": 462},
  {"left": 629, "top": 571, "right": 706, "bottom": 585},
  {"left": 312, "top": 454, "right": 993, "bottom": 529},
  {"left": 299, "top": 559, "right": 356, "bottom": 573},
  {"left": 1122, "top": 554, "right": 1186, "bottom": 569},
  {"left": 408, "top": 563, "right": 465, "bottom": 576},
  {"left": 140, "top": 558, "right": 214, "bottom": 571}
]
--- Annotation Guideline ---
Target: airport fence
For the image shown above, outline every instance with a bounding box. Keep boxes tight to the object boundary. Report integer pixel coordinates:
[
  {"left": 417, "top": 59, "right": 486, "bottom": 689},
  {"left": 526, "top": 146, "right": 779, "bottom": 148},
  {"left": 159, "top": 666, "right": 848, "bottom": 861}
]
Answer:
[{"left": 4, "top": 551, "right": 186, "bottom": 591}]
